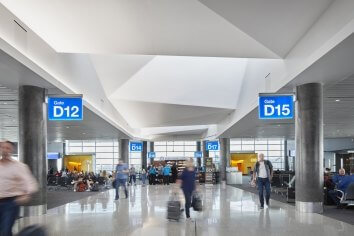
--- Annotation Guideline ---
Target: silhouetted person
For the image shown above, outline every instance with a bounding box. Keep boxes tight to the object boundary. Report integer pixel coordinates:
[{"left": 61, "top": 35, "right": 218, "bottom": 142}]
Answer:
[{"left": 171, "top": 164, "right": 178, "bottom": 183}]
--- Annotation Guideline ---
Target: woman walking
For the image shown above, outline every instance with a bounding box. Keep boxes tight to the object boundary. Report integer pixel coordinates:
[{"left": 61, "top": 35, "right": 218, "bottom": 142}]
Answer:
[{"left": 179, "top": 158, "right": 196, "bottom": 219}]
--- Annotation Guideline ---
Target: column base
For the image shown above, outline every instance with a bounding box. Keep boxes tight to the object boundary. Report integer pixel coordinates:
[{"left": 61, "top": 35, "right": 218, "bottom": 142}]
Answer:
[
  {"left": 296, "top": 201, "right": 323, "bottom": 213},
  {"left": 20, "top": 204, "right": 47, "bottom": 217}
]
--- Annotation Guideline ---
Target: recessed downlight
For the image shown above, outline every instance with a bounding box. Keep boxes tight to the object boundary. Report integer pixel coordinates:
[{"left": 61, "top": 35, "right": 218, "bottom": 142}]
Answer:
[{"left": 335, "top": 99, "right": 340, "bottom": 102}]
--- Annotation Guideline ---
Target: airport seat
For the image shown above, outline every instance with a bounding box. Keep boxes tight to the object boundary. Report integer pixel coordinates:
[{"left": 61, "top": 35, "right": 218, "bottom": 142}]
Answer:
[
  {"left": 97, "top": 177, "right": 106, "bottom": 185},
  {"left": 58, "top": 177, "right": 67, "bottom": 187},
  {"left": 337, "top": 182, "right": 354, "bottom": 207},
  {"left": 47, "top": 176, "right": 58, "bottom": 186}
]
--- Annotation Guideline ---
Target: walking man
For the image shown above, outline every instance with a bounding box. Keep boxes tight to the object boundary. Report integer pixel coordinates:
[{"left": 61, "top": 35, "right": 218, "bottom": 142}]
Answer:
[
  {"left": 252, "top": 153, "right": 273, "bottom": 209},
  {"left": 0, "top": 141, "right": 38, "bottom": 236},
  {"left": 115, "top": 159, "right": 129, "bottom": 200}
]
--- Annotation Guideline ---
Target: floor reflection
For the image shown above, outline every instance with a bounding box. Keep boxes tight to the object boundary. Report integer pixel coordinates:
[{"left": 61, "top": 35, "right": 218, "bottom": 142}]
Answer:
[{"left": 13, "top": 184, "right": 354, "bottom": 236}]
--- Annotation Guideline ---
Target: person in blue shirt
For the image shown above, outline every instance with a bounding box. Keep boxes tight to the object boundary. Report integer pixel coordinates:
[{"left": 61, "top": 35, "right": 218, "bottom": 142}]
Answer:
[
  {"left": 163, "top": 164, "right": 171, "bottom": 185},
  {"left": 115, "top": 159, "right": 129, "bottom": 200},
  {"left": 149, "top": 166, "right": 157, "bottom": 185},
  {"left": 179, "top": 159, "right": 196, "bottom": 219},
  {"left": 328, "top": 168, "right": 354, "bottom": 205}
]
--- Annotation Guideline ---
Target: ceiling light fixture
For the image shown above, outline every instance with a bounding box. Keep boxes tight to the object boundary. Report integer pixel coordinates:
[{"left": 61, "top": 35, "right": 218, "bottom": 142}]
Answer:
[{"left": 335, "top": 99, "right": 340, "bottom": 102}]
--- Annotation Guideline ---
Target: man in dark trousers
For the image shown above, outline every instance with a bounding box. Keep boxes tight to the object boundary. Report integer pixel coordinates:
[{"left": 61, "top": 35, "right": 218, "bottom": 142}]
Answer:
[
  {"left": 252, "top": 153, "right": 273, "bottom": 209},
  {"left": 171, "top": 163, "right": 178, "bottom": 183},
  {"left": 0, "top": 141, "right": 38, "bottom": 236}
]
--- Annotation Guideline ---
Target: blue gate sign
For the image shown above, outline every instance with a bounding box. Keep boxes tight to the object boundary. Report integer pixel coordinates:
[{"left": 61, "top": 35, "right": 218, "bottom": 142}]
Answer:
[
  {"left": 259, "top": 94, "right": 294, "bottom": 119},
  {"left": 206, "top": 141, "right": 219, "bottom": 151},
  {"left": 130, "top": 142, "right": 142, "bottom": 152},
  {"left": 148, "top": 152, "right": 156, "bottom": 158},
  {"left": 194, "top": 151, "right": 203, "bottom": 158},
  {"left": 48, "top": 96, "right": 83, "bottom": 121}
]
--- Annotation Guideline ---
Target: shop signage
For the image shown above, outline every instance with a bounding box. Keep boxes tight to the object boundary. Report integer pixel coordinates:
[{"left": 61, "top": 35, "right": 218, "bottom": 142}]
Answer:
[
  {"left": 48, "top": 96, "right": 83, "bottom": 121},
  {"left": 130, "top": 142, "right": 142, "bottom": 152},
  {"left": 148, "top": 152, "right": 156, "bottom": 158},
  {"left": 206, "top": 141, "right": 219, "bottom": 151},
  {"left": 194, "top": 151, "right": 203, "bottom": 158},
  {"left": 259, "top": 94, "right": 294, "bottom": 119}
]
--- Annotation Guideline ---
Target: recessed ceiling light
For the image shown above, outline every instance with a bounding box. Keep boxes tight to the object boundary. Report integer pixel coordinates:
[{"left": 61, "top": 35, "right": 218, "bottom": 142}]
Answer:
[
  {"left": 82, "top": 133, "right": 86, "bottom": 135},
  {"left": 335, "top": 99, "right": 340, "bottom": 102}
]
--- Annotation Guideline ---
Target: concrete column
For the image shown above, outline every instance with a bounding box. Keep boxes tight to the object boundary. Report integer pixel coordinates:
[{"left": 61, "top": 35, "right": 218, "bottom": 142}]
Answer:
[
  {"left": 295, "top": 83, "right": 323, "bottom": 213},
  {"left": 119, "top": 139, "right": 129, "bottom": 163},
  {"left": 142, "top": 141, "right": 147, "bottom": 169},
  {"left": 19, "top": 85, "right": 47, "bottom": 216},
  {"left": 149, "top": 142, "right": 154, "bottom": 164},
  {"left": 284, "top": 140, "right": 289, "bottom": 171},
  {"left": 196, "top": 141, "right": 202, "bottom": 168},
  {"left": 202, "top": 140, "right": 209, "bottom": 167},
  {"left": 219, "top": 138, "right": 230, "bottom": 181}
]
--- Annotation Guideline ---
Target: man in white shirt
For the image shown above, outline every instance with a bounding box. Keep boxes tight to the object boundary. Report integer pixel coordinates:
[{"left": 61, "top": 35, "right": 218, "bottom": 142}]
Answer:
[
  {"left": 0, "top": 141, "right": 38, "bottom": 236},
  {"left": 252, "top": 153, "right": 273, "bottom": 209}
]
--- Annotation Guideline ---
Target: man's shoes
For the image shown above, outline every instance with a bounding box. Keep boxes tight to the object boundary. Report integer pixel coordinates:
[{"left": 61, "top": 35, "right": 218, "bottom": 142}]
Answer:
[
  {"left": 260, "top": 206, "right": 264, "bottom": 209},
  {"left": 266, "top": 201, "right": 269, "bottom": 206},
  {"left": 115, "top": 197, "right": 119, "bottom": 201}
]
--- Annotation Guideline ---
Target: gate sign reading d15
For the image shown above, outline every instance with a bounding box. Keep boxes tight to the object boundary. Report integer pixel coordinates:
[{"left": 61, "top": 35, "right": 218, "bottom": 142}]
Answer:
[
  {"left": 259, "top": 94, "right": 294, "bottom": 119},
  {"left": 130, "top": 142, "right": 142, "bottom": 152},
  {"left": 206, "top": 141, "right": 219, "bottom": 151},
  {"left": 48, "top": 96, "right": 83, "bottom": 121}
]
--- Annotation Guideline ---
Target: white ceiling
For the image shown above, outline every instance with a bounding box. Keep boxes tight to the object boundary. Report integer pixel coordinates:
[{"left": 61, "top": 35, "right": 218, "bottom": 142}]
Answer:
[
  {"left": 0, "top": 0, "right": 282, "bottom": 58},
  {"left": 0, "top": 0, "right": 343, "bottom": 140},
  {"left": 0, "top": 49, "right": 129, "bottom": 142},
  {"left": 222, "top": 34, "right": 354, "bottom": 139}
]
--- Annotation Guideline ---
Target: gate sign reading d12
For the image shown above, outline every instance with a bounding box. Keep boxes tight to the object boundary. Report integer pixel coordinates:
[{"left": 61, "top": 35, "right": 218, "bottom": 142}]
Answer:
[
  {"left": 259, "top": 94, "right": 294, "bottom": 119},
  {"left": 48, "top": 96, "right": 83, "bottom": 121},
  {"left": 206, "top": 141, "right": 219, "bottom": 151},
  {"left": 130, "top": 142, "right": 142, "bottom": 152}
]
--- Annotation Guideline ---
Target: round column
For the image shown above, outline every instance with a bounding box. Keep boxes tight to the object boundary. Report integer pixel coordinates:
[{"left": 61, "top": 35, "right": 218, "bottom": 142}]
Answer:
[
  {"left": 19, "top": 85, "right": 47, "bottom": 216},
  {"left": 295, "top": 83, "right": 323, "bottom": 213},
  {"left": 219, "top": 138, "right": 230, "bottom": 181},
  {"left": 119, "top": 139, "right": 129, "bottom": 163}
]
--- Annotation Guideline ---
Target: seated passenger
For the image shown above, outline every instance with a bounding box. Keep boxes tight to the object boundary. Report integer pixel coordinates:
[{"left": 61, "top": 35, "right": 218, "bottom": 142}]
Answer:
[{"left": 328, "top": 169, "right": 354, "bottom": 206}]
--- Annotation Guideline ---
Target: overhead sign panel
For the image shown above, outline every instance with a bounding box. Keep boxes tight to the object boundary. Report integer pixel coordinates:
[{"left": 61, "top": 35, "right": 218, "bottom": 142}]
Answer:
[
  {"left": 206, "top": 141, "right": 219, "bottom": 151},
  {"left": 259, "top": 94, "right": 294, "bottom": 119},
  {"left": 148, "top": 152, "right": 156, "bottom": 158},
  {"left": 130, "top": 142, "right": 142, "bottom": 152},
  {"left": 48, "top": 96, "right": 83, "bottom": 121},
  {"left": 194, "top": 151, "right": 203, "bottom": 158}
]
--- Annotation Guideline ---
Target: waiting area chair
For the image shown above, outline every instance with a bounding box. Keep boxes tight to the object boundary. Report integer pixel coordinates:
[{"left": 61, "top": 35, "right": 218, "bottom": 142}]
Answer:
[{"left": 337, "top": 182, "right": 354, "bottom": 207}]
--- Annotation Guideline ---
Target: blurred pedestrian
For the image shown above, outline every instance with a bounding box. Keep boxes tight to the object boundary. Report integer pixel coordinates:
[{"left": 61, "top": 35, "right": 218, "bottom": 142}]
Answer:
[
  {"left": 115, "top": 159, "right": 129, "bottom": 200},
  {"left": 141, "top": 168, "right": 147, "bottom": 186},
  {"left": 0, "top": 141, "right": 38, "bottom": 236},
  {"left": 179, "top": 158, "right": 196, "bottom": 219}
]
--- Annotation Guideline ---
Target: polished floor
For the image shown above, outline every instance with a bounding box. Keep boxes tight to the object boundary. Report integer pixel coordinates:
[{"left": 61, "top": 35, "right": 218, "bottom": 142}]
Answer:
[{"left": 14, "top": 184, "right": 354, "bottom": 236}]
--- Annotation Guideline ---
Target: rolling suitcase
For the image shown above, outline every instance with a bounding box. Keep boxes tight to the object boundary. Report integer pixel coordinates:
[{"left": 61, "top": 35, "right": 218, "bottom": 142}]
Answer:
[
  {"left": 192, "top": 192, "right": 203, "bottom": 211},
  {"left": 18, "top": 225, "right": 47, "bottom": 236},
  {"left": 167, "top": 200, "right": 181, "bottom": 221}
]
